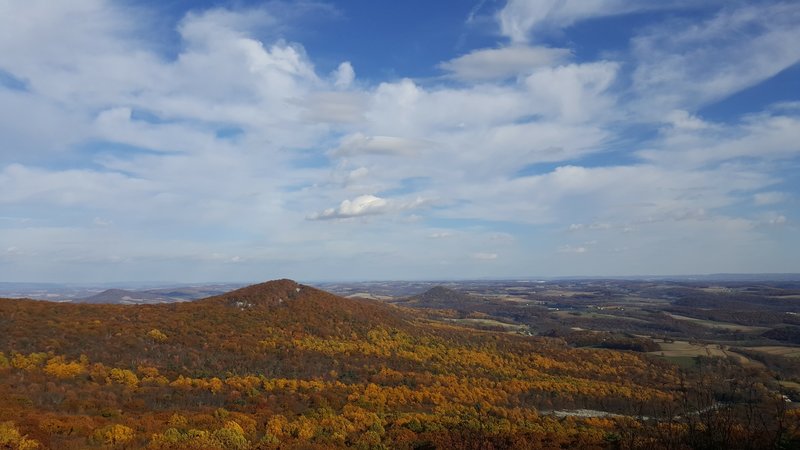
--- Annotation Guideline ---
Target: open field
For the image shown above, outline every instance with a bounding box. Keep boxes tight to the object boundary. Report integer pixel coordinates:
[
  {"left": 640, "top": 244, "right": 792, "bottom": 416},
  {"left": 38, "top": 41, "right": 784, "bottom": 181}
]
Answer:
[
  {"left": 651, "top": 340, "right": 729, "bottom": 358},
  {"left": 749, "top": 346, "right": 800, "bottom": 358},
  {"left": 648, "top": 340, "right": 764, "bottom": 368},
  {"left": 479, "top": 294, "right": 537, "bottom": 303},
  {"left": 780, "top": 380, "right": 800, "bottom": 391},
  {"left": 554, "top": 310, "right": 650, "bottom": 322},
  {"left": 449, "top": 317, "right": 529, "bottom": 331},
  {"left": 346, "top": 292, "right": 394, "bottom": 301},
  {"left": 664, "top": 313, "right": 769, "bottom": 332}
]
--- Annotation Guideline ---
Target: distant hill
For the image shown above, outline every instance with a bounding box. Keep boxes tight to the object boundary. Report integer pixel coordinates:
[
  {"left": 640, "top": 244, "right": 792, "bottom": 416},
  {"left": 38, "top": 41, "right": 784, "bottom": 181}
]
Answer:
[
  {"left": 71, "top": 284, "right": 249, "bottom": 304},
  {"left": 0, "top": 282, "right": 247, "bottom": 303},
  {"left": 393, "top": 285, "right": 485, "bottom": 310},
  {"left": 76, "top": 289, "right": 178, "bottom": 304}
]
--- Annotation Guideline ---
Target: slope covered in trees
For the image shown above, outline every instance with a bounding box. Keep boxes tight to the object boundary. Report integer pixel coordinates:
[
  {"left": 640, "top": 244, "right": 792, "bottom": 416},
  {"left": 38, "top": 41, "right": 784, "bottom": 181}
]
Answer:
[{"left": 0, "top": 280, "right": 796, "bottom": 449}]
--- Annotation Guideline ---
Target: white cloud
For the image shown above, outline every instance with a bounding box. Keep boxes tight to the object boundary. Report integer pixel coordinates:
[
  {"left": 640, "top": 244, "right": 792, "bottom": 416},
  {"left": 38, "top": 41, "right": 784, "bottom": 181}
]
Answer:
[
  {"left": 307, "top": 193, "right": 433, "bottom": 220},
  {"left": 331, "top": 133, "right": 429, "bottom": 157},
  {"left": 569, "top": 222, "right": 611, "bottom": 231},
  {"left": 638, "top": 112, "right": 800, "bottom": 168},
  {"left": 488, "top": 232, "right": 515, "bottom": 242},
  {"left": 472, "top": 252, "right": 498, "bottom": 260},
  {"left": 300, "top": 91, "right": 367, "bottom": 124},
  {"left": 768, "top": 215, "right": 787, "bottom": 226},
  {"left": 498, "top": 0, "right": 619, "bottom": 43},
  {"left": 439, "top": 45, "right": 570, "bottom": 81},
  {"left": 631, "top": 2, "right": 800, "bottom": 114},
  {"left": 309, "top": 195, "right": 389, "bottom": 220},
  {"left": 0, "top": 164, "right": 153, "bottom": 207},
  {"left": 523, "top": 61, "right": 619, "bottom": 122},
  {"left": 333, "top": 61, "right": 355, "bottom": 88},
  {"left": 754, "top": 192, "right": 788, "bottom": 206},
  {"left": 93, "top": 217, "right": 113, "bottom": 227},
  {"left": 558, "top": 245, "right": 587, "bottom": 254},
  {"left": 665, "top": 110, "right": 712, "bottom": 131},
  {"left": 496, "top": 0, "right": 689, "bottom": 43},
  {"left": 428, "top": 232, "right": 453, "bottom": 239},
  {"left": 346, "top": 167, "right": 369, "bottom": 182}
]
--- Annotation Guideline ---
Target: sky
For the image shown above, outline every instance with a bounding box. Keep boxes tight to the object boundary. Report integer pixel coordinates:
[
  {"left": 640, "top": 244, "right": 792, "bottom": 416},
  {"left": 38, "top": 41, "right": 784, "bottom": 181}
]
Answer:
[{"left": 1, "top": 0, "right": 799, "bottom": 283}]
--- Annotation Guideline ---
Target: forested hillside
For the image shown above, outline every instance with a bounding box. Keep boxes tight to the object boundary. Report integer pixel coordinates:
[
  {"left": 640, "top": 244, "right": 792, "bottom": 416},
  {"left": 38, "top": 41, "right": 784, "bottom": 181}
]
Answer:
[{"left": 0, "top": 280, "right": 796, "bottom": 449}]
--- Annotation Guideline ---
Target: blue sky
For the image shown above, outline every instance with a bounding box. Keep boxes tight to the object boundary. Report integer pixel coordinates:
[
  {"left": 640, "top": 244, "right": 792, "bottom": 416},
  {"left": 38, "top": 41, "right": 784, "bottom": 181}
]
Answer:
[{"left": 1, "top": 0, "right": 799, "bottom": 282}]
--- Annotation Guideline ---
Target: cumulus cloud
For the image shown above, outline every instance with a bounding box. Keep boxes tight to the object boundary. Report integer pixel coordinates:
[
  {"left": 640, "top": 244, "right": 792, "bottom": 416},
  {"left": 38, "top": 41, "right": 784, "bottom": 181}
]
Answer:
[
  {"left": 558, "top": 245, "right": 588, "bottom": 254},
  {"left": 568, "top": 223, "right": 611, "bottom": 232},
  {"left": 765, "top": 215, "right": 787, "bottom": 226},
  {"left": 428, "top": 232, "right": 453, "bottom": 239},
  {"left": 523, "top": 61, "right": 619, "bottom": 122},
  {"left": 308, "top": 194, "right": 433, "bottom": 220},
  {"left": 333, "top": 61, "right": 355, "bottom": 88},
  {"left": 308, "top": 195, "right": 389, "bottom": 220}
]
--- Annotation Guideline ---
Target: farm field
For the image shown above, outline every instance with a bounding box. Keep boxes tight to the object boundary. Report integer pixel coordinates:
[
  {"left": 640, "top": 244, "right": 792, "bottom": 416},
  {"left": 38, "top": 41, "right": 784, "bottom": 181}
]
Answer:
[
  {"left": 664, "top": 313, "right": 770, "bottom": 332},
  {"left": 750, "top": 346, "right": 800, "bottom": 358}
]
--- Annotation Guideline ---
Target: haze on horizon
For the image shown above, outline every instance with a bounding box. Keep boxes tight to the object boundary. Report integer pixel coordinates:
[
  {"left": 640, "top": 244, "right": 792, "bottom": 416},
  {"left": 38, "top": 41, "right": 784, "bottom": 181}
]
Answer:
[{"left": 1, "top": 0, "right": 799, "bottom": 283}]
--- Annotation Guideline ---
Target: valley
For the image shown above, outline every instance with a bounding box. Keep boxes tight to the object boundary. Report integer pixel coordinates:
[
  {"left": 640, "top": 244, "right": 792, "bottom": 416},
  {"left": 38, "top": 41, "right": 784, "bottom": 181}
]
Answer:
[{"left": 323, "top": 278, "right": 800, "bottom": 383}]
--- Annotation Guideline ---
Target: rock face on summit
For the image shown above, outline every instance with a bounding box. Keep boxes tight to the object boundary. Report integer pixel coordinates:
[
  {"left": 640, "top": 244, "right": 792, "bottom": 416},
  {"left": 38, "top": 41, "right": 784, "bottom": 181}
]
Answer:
[{"left": 206, "top": 278, "right": 305, "bottom": 307}]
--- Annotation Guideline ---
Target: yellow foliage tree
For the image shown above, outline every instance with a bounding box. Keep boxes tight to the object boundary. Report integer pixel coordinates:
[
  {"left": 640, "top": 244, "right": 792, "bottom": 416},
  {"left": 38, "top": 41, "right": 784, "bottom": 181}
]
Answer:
[
  {"left": 147, "top": 329, "right": 168, "bottom": 342},
  {"left": 93, "top": 424, "right": 136, "bottom": 446},
  {"left": 265, "top": 415, "right": 289, "bottom": 439},
  {"left": 107, "top": 368, "right": 140, "bottom": 388},
  {"left": 44, "top": 356, "right": 86, "bottom": 379},
  {"left": 211, "top": 421, "right": 250, "bottom": 450},
  {"left": 209, "top": 377, "right": 224, "bottom": 394},
  {"left": 11, "top": 352, "right": 48, "bottom": 371},
  {"left": 0, "top": 422, "right": 40, "bottom": 450}
]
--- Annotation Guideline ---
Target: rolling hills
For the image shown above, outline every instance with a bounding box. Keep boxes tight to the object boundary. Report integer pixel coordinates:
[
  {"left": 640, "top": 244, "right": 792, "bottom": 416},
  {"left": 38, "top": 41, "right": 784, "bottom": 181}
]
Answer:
[{"left": 0, "top": 279, "right": 796, "bottom": 449}]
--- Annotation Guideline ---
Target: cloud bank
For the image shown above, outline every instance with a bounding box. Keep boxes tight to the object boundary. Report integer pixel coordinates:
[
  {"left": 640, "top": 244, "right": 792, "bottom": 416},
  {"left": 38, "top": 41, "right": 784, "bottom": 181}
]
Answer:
[{"left": 0, "top": 0, "right": 798, "bottom": 281}]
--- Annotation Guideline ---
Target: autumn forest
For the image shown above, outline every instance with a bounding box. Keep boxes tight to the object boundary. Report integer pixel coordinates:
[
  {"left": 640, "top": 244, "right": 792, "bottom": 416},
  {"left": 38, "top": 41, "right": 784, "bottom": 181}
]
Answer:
[{"left": 0, "top": 280, "right": 798, "bottom": 449}]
